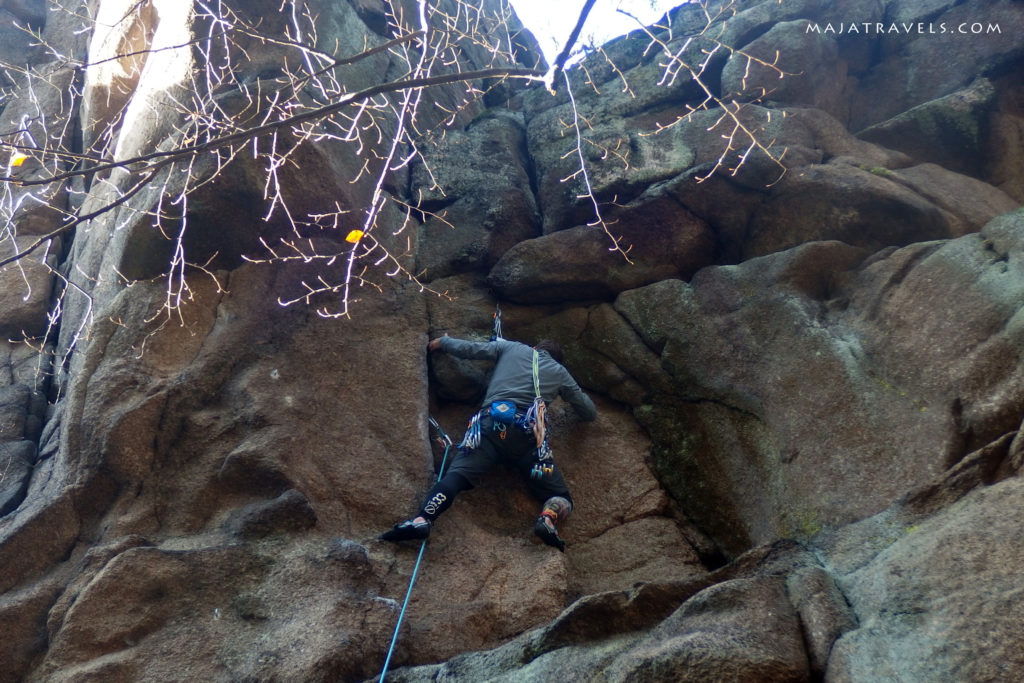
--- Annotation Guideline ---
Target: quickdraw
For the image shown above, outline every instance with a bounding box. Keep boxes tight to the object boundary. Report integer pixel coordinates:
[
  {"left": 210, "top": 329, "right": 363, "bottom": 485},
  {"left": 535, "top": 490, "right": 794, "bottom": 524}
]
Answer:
[
  {"left": 458, "top": 412, "right": 482, "bottom": 451},
  {"left": 490, "top": 303, "right": 503, "bottom": 341}
]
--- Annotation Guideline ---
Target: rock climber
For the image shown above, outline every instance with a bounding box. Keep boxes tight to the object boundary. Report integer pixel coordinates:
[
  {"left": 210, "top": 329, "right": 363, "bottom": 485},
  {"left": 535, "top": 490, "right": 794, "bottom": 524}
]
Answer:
[{"left": 381, "top": 335, "right": 597, "bottom": 551}]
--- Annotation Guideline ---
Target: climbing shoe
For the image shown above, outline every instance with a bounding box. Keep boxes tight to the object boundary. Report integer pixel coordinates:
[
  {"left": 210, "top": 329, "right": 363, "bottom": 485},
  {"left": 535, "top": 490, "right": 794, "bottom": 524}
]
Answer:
[
  {"left": 380, "top": 519, "right": 431, "bottom": 542},
  {"left": 533, "top": 516, "right": 565, "bottom": 552}
]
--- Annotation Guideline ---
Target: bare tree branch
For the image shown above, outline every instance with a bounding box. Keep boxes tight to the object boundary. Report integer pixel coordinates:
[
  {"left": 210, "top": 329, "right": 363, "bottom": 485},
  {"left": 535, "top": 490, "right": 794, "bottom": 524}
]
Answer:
[
  {"left": 0, "top": 167, "right": 161, "bottom": 268},
  {"left": 0, "top": 0, "right": 791, "bottom": 331},
  {"left": 1, "top": 66, "right": 545, "bottom": 188},
  {"left": 544, "top": 0, "right": 599, "bottom": 92}
]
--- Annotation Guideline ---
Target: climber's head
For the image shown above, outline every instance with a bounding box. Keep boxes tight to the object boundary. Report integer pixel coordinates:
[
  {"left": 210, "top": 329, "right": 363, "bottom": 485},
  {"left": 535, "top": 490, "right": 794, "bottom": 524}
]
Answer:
[{"left": 535, "top": 339, "right": 564, "bottom": 364}]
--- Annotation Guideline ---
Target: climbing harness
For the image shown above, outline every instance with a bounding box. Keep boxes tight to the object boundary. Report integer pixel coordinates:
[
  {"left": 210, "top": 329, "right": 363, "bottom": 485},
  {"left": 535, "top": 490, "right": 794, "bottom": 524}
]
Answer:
[
  {"left": 456, "top": 352, "right": 552, "bottom": 458},
  {"left": 455, "top": 349, "right": 552, "bottom": 464},
  {"left": 378, "top": 418, "right": 454, "bottom": 683}
]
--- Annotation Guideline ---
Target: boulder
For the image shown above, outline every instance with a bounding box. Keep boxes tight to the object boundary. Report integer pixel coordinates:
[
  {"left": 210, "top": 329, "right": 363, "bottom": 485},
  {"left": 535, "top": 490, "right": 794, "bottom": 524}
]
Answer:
[
  {"left": 843, "top": 209, "right": 1024, "bottom": 451},
  {"left": 987, "top": 72, "right": 1024, "bottom": 201},
  {"left": 525, "top": 96, "right": 703, "bottom": 233},
  {"left": 616, "top": 212, "right": 1024, "bottom": 554},
  {"left": 0, "top": 6, "right": 42, "bottom": 93},
  {"left": 821, "top": 456, "right": 1024, "bottom": 681},
  {"left": 847, "top": 0, "right": 1024, "bottom": 131},
  {"left": 412, "top": 112, "right": 539, "bottom": 280},
  {"left": 0, "top": 239, "right": 54, "bottom": 340},
  {"left": 889, "top": 163, "right": 1020, "bottom": 232},
  {"left": 603, "top": 576, "right": 811, "bottom": 682},
  {"left": 0, "top": 579, "right": 62, "bottom": 682},
  {"left": 567, "top": 516, "right": 704, "bottom": 596},
  {"left": 487, "top": 201, "right": 714, "bottom": 303},
  {"left": 36, "top": 541, "right": 401, "bottom": 682},
  {"left": 721, "top": 20, "right": 848, "bottom": 121},
  {"left": 387, "top": 541, "right": 817, "bottom": 682},
  {"left": 742, "top": 158, "right": 1019, "bottom": 260},
  {"left": 745, "top": 162, "right": 961, "bottom": 259},
  {"left": 223, "top": 488, "right": 318, "bottom": 539},
  {"left": 858, "top": 78, "right": 998, "bottom": 179},
  {"left": 0, "top": 488, "right": 80, "bottom": 595},
  {"left": 786, "top": 566, "right": 858, "bottom": 678},
  {"left": 573, "top": 303, "right": 674, "bottom": 406}
]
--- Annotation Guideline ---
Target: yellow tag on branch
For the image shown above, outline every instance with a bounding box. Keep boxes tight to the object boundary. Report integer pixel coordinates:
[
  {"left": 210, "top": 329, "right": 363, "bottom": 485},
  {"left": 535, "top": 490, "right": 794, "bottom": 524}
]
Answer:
[
  {"left": 345, "top": 229, "right": 364, "bottom": 243},
  {"left": 10, "top": 152, "right": 29, "bottom": 167}
]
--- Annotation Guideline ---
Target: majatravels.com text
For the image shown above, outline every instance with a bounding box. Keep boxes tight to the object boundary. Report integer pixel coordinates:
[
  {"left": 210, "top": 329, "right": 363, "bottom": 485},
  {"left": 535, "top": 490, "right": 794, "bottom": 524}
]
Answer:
[{"left": 806, "top": 21, "right": 1001, "bottom": 35}]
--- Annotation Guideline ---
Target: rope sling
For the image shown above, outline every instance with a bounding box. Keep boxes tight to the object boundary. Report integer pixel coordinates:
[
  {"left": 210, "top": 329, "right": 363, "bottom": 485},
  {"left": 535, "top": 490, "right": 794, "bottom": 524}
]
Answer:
[{"left": 526, "top": 348, "right": 550, "bottom": 462}]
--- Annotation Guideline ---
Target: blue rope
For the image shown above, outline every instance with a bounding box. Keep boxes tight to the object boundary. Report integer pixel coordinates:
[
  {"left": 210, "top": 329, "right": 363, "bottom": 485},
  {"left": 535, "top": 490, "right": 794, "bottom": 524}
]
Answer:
[
  {"left": 378, "top": 419, "right": 454, "bottom": 683},
  {"left": 378, "top": 538, "right": 427, "bottom": 682}
]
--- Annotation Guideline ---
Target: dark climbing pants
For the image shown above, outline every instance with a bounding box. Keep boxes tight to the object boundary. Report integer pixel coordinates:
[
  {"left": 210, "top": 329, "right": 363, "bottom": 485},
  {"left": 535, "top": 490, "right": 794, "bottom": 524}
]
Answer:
[{"left": 418, "top": 415, "right": 572, "bottom": 521}]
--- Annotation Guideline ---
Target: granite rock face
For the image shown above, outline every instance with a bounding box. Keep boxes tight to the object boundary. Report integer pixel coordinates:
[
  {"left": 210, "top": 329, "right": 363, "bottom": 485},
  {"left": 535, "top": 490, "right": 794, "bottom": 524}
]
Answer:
[{"left": 0, "top": 0, "right": 1022, "bottom": 681}]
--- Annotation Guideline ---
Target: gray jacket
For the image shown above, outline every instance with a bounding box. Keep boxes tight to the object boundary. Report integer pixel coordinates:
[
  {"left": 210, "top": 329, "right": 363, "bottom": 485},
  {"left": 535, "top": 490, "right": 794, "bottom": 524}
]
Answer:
[{"left": 439, "top": 337, "right": 597, "bottom": 421}]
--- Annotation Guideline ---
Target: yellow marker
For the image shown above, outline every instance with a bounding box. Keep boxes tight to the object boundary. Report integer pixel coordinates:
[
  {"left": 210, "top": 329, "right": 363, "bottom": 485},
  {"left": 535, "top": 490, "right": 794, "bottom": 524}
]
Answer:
[
  {"left": 345, "top": 229, "right": 364, "bottom": 243},
  {"left": 10, "top": 152, "right": 29, "bottom": 167}
]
